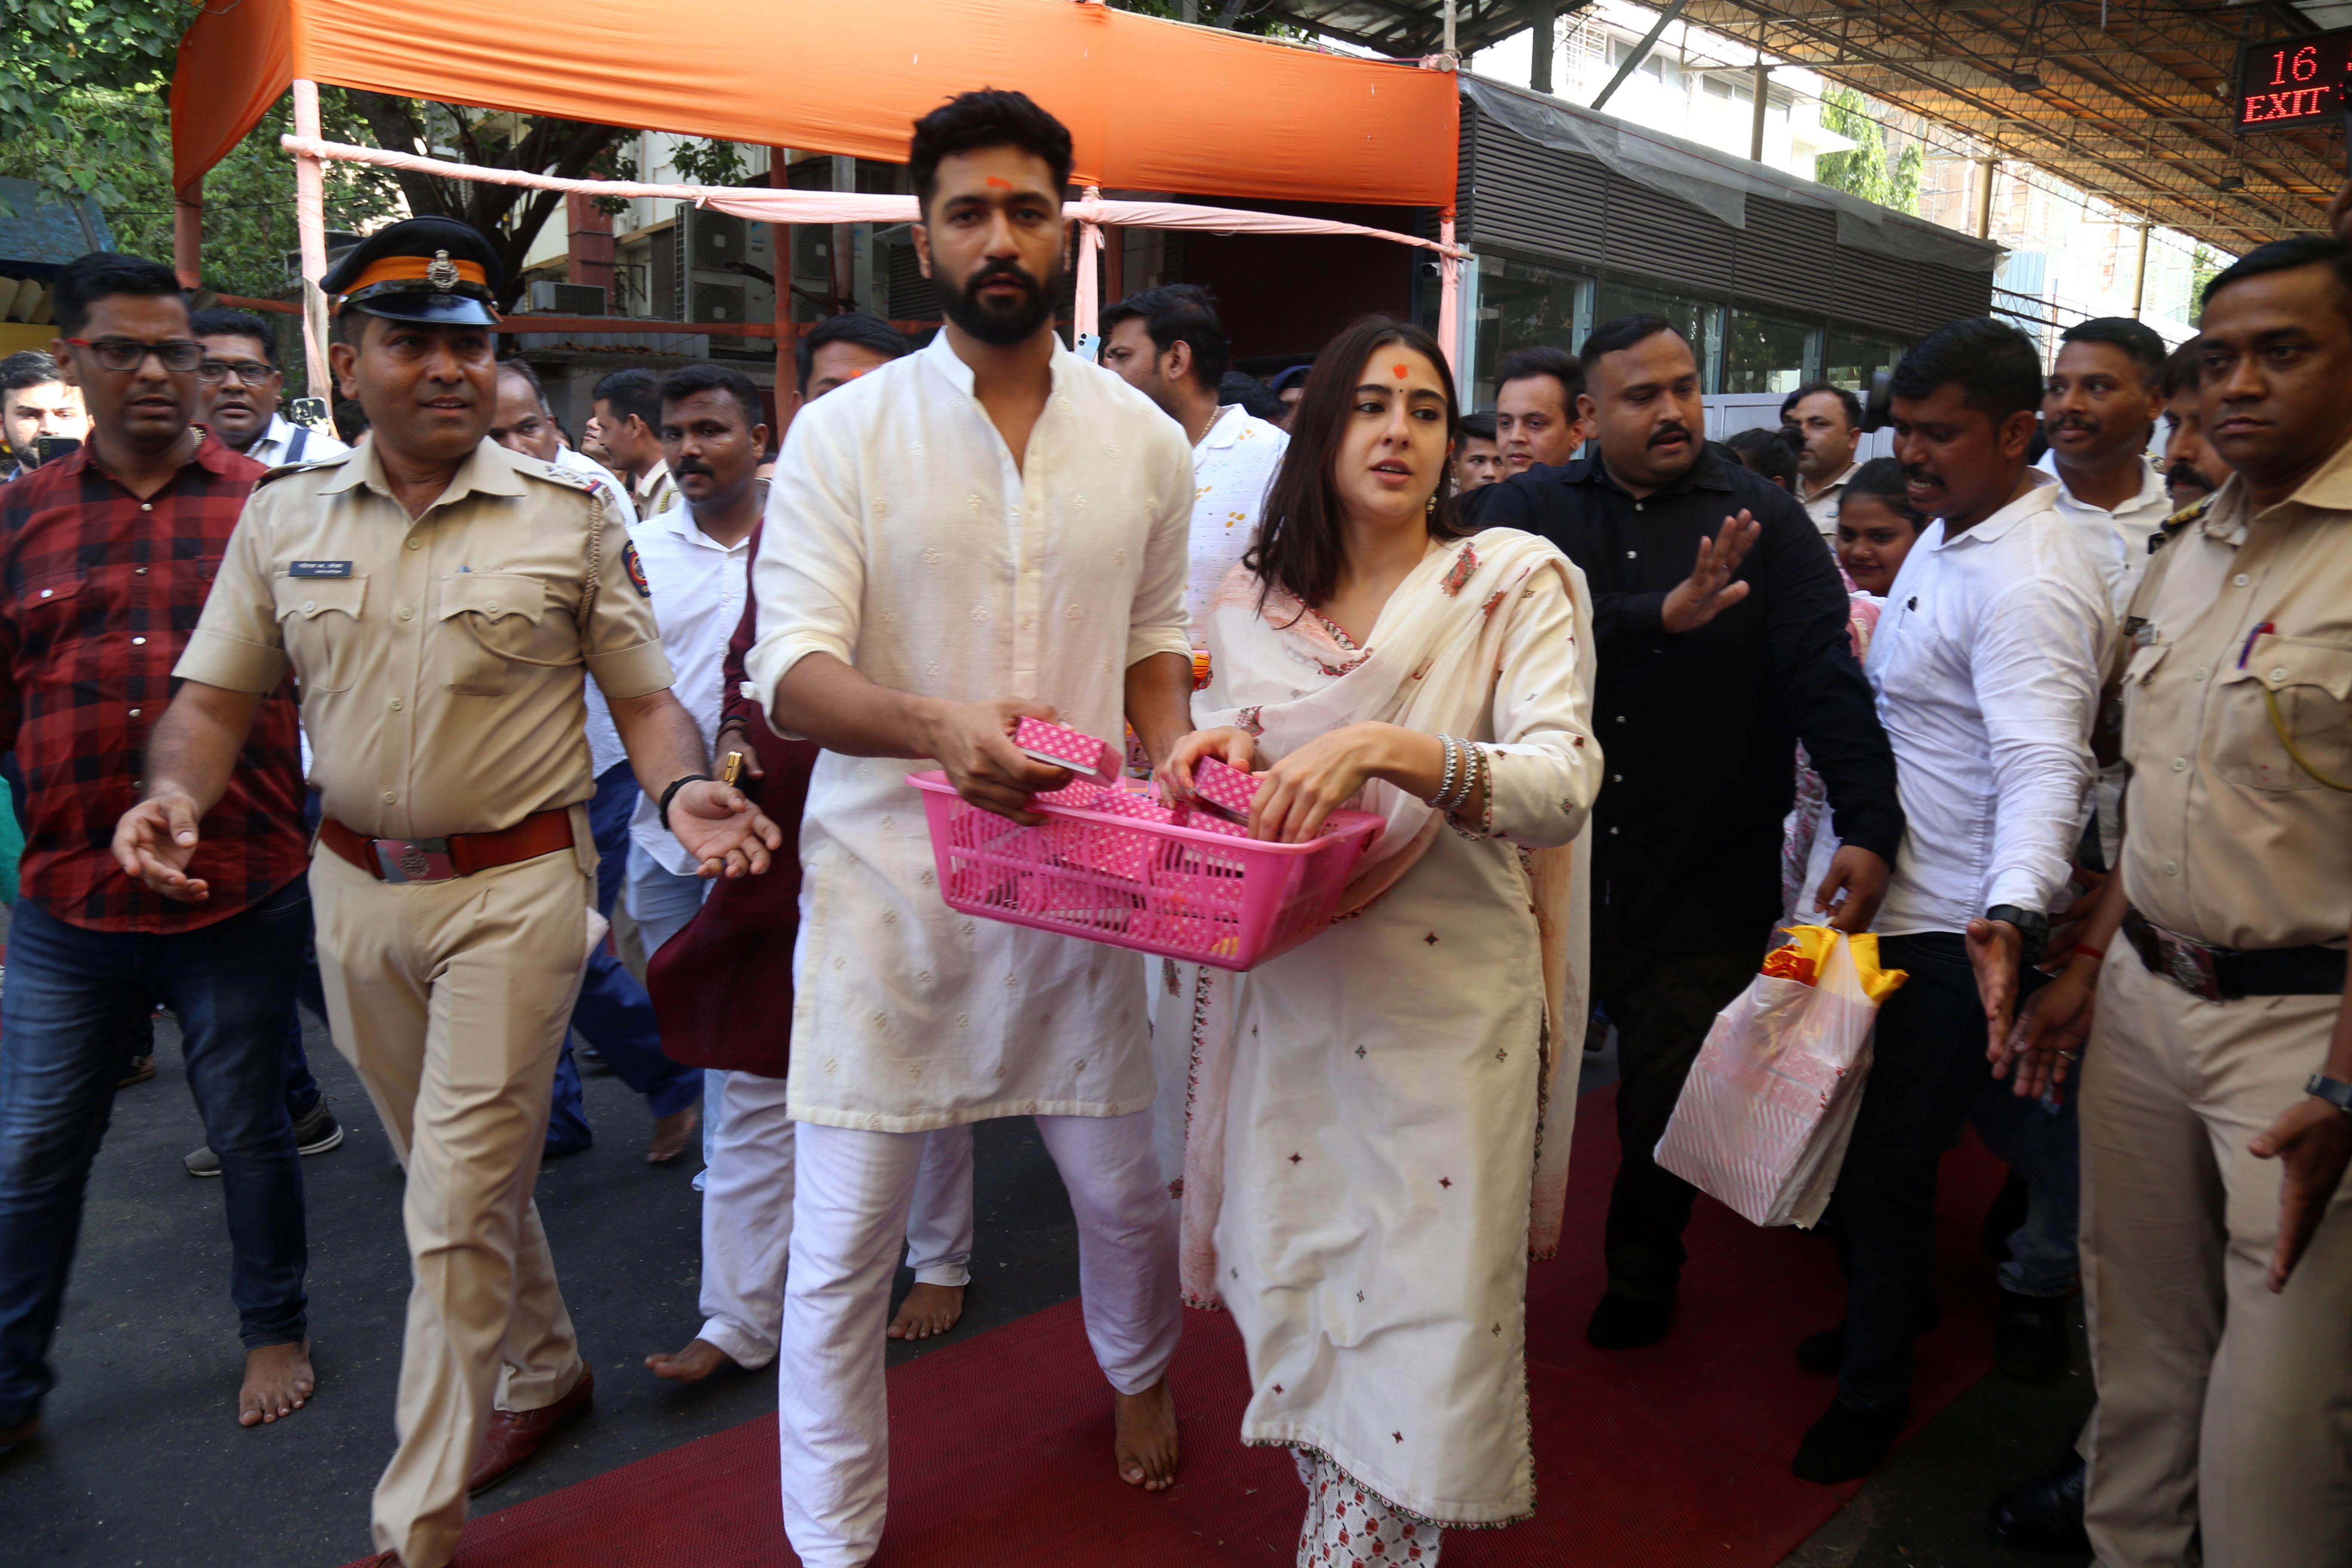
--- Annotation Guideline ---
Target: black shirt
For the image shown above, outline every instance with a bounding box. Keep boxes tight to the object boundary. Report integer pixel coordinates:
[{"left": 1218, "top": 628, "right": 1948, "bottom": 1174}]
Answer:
[{"left": 1475, "top": 449, "right": 1903, "bottom": 956}]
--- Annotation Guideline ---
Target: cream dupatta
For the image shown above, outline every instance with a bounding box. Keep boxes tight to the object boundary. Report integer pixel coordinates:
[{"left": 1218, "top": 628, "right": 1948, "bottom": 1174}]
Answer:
[{"left": 1175, "top": 527, "right": 1595, "bottom": 1308}]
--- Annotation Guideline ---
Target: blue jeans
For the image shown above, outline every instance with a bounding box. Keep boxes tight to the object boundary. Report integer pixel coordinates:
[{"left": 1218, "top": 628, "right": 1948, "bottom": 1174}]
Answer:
[
  {"left": 546, "top": 764, "right": 700, "bottom": 1152},
  {"left": 0, "top": 879, "right": 312, "bottom": 1424}
]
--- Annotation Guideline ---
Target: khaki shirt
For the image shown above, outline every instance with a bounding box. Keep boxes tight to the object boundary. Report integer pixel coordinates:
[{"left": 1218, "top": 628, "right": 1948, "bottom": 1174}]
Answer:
[
  {"left": 176, "top": 438, "right": 672, "bottom": 839},
  {"left": 636, "top": 460, "right": 679, "bottom": 525},
  {"left": 2116, "top": 433, "right": 2352, "bottom": 950}
]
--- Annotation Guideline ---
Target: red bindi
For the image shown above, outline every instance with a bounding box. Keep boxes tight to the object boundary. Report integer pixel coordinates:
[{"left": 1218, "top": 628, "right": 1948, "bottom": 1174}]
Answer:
[{"left": 1391, "top": 363, "right": 1410, "bottom": 377}]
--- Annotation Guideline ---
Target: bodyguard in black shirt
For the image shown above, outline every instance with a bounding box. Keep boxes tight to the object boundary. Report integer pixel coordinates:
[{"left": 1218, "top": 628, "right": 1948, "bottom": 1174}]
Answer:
[{"left": 1477, "top": 314, "right": 1905, "bottom": 1351}]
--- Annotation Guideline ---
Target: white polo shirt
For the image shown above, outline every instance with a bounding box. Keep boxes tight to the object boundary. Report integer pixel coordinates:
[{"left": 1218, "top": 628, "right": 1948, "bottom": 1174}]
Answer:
[{"left": 625, "top": 500, "right": 751, "bottom": 874}]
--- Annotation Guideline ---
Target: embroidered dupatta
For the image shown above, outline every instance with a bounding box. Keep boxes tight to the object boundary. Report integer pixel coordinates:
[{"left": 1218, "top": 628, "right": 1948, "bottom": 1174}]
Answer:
[{"left": 1176, "top": 527, "right": 1595, "bottom": 1307}]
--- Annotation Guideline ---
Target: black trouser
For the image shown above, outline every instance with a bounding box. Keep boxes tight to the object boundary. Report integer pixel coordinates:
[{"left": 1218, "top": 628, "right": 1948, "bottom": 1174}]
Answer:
[
  {"left": 1829, "top": 930, "right": 2043, "bottom": 1412},
  {"left": 1599, "top": 943, "right": 1767, "bottom": 1304}
]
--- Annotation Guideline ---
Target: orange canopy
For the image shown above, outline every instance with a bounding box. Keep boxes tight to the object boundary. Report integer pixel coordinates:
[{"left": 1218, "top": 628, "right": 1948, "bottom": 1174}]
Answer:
[{"left": 171, "top": 0, "right": 1458, "bottom": 212}]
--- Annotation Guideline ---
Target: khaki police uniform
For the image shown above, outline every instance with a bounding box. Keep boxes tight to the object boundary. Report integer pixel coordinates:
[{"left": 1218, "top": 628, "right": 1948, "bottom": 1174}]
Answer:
[
  {"left": 175, "top": 436, "right": 671, "bottom": 1568},
  {"left": 2083, "top": 434, "right": 2352, "bottom": 1567}
]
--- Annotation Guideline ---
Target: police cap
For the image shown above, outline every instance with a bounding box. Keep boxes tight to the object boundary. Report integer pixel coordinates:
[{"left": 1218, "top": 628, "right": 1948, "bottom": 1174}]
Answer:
[{"left": 321, "top": 215, "right": 503, "bottom": 327}]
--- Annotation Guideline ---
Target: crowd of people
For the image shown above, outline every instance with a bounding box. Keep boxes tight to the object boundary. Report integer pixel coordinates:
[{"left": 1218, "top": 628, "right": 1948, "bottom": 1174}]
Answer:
[{"left": 0, "top": 83, "right": 2347, "bottom": 1568}]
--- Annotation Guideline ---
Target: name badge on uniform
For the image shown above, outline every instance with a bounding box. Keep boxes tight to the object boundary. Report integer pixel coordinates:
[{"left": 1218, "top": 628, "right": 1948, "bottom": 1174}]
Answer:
[{"left": 288, "top": 560, "right": 355, "bottom": 579}]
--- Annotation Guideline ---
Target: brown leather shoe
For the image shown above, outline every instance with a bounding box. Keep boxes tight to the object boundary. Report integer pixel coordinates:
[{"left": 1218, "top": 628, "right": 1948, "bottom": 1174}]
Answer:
[{"left": 467, "top": 1366, "right": 593, "bottom": 1496}]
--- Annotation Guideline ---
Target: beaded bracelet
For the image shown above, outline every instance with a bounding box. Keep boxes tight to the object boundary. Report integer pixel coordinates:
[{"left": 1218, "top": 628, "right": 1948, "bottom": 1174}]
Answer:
[{"left": 1428, "top": 734, "right": 1461, "bottom": 810}]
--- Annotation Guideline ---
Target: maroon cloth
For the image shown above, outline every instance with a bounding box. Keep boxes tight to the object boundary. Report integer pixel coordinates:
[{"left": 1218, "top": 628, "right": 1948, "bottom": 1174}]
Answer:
[
  {"left": 645, "top": 523, "right": 817, "bottom": 1076},
  {"left": 0, "top": 435, "right": 305, "bottom": 931}
]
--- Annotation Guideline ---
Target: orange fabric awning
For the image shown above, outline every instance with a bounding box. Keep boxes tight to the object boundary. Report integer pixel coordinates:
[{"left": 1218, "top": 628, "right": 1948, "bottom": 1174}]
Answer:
[{"left": 171, "top": 0, "right": 1457, "bottom": 212}]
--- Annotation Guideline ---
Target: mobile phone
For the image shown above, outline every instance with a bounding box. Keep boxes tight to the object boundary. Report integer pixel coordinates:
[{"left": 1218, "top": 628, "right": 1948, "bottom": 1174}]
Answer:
[
  {"left": 288, "top": 396, "right": 331, "bottom": 432},
  {"left": 31, "top": 434, "right": 80, "bottom": 467}
]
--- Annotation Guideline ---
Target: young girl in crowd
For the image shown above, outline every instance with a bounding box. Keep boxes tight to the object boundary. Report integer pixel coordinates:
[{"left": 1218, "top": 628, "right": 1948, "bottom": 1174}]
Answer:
[
  {"left": 1157, "top": 318, "right": 1602, "bottom": 1566},
  {"left": 1781, "top": 456, "right": 1928, "bottom": 923},
  {"left": 1833, "top": 456, "right": 1930, "bottom": 597}
]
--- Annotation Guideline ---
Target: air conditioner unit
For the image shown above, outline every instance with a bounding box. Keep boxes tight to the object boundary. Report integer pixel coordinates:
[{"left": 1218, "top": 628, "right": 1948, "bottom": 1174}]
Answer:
[
  {"left": 690, "top": 282, "right": 748, "bottom": 325},
  {"left": 687, "top": 209, "right": 748, "bottom": 271},
  {"left": 528, "top": 280, "right": 607, "bottom": 315}
]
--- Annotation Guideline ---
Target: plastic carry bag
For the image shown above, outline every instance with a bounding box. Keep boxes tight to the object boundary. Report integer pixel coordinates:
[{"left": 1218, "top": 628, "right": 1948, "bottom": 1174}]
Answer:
[{"left": 1654, "top": 926, "right": 1907, "bottom": 1230}]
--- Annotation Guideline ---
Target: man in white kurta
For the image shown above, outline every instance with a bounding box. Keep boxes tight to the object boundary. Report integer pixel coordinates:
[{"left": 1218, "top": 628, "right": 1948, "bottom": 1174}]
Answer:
[{"left": 745, "top": 100, "right": 1197, "bottom": 1566}]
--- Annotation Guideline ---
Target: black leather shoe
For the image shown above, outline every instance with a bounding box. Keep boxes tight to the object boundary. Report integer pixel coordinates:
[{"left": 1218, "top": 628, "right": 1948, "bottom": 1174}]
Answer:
[
  {"left": 1987, "top": 1453, "right": 2089, "bottom": 1552},
  {"left": 1585, "top": 1292, "right": 1671, "bottom": 1349},
  {"left": 1792, "top": 1394, "right": 1907, "bottom": 1484},
  {"left": 1994, "top": 1289, "right": 2071, "bottom": 1383}
]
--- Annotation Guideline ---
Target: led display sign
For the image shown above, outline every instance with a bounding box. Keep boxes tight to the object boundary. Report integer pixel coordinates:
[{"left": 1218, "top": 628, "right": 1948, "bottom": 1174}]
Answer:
[{"left": 2234, "top": 28, "right": 2352, "bottom": 133}]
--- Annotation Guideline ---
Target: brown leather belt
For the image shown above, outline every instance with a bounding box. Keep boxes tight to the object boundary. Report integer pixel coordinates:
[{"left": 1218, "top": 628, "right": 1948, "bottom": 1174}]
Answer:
[{"left": 319, "top": 808, "right": 573, "bottom": 884}]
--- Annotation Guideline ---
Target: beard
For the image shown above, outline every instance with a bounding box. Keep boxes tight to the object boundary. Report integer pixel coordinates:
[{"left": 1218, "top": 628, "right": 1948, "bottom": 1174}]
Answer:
[{"left": 939, "top": 258, "right": 1059, "bottom": 347}]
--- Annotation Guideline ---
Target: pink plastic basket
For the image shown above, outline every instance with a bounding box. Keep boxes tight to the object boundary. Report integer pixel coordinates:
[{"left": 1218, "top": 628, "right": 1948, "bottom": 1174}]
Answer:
[{"left": 908, "top": 772, "right": 1383, "bottom": 971}]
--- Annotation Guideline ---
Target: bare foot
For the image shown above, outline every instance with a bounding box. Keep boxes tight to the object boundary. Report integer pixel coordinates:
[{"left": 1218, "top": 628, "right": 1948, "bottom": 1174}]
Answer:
[
  {"left": 887, "top": 1283, "right": 966, "bottom": 1341},
  {"left": 239, "top": 1340, "right": 315, "bottom": 1427},
  {"left": 646, "top": 1101, "right": 700, "bottom": 1165},
  {"left": 1112, "top": 1375, "right": 1180, "bottom": 1491},
  {"left": 644, "top": 1337, "right": 740, "bottom": 1383}
]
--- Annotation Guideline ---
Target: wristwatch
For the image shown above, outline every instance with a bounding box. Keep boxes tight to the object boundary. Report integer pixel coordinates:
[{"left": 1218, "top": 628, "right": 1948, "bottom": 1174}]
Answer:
[
  {"left": 1984, "top": 904, "right": 2050, "bottom": 968},
  {"left": 2306, "top": 1074, "right": 2352, "bottom": 1114}
]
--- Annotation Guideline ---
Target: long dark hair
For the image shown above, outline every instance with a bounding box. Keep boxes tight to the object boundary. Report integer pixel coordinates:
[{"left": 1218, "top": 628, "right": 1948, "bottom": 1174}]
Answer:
[{"left": 1246, "top": 316, "right": 1465, "bottom": 612}]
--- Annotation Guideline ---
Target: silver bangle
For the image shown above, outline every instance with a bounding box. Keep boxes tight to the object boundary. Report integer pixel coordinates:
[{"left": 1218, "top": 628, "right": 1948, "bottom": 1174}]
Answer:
[{"left": 1429, "top": 734, "right": 1460, "bottom": 810}]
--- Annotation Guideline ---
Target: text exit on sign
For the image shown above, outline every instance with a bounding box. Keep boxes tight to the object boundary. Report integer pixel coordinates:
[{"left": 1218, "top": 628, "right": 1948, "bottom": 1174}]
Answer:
[{"left": 2235, "top": 27, "right": 2352, "bottom": 132}]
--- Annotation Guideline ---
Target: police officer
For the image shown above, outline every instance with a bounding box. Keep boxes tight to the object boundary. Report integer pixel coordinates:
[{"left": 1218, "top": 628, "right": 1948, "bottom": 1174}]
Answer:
[
  {"left": 2002, "top": 235, "right": 2352, "bottom": 1565},
  {"left": 111, "top": 215, "right": 780, "bottom": 1568}
]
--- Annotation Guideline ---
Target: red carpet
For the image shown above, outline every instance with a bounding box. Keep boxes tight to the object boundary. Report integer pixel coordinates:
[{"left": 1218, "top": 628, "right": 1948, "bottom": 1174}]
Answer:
[{"left": 382, "top": 1089, "right": 2006, "bottom": 1567}]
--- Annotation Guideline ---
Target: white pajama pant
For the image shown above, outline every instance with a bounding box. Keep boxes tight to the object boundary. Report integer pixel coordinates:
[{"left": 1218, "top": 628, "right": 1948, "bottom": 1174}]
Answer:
[
  {"left": 777, "top": 1109, "right": 1181, "bottom": 1567},
  {"left": 696, "top": 1075, "right": 976, "bottom": 1370}
]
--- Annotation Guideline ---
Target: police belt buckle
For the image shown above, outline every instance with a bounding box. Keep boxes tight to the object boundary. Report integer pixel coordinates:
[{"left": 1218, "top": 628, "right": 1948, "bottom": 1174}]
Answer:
[
  {"left": 371, "top": 837, "right": 458, "bottom": 884},
  {"left": 2135, "top": 914, "right": 2228, "bottom": 1003}
]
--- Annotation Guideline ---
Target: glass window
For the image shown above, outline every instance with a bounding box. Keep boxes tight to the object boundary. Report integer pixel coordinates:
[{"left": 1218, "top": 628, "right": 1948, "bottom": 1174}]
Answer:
[
  {"left": 1593, "top": 282, "right": 1719, "bottom": 389},
  {"left": 1471, "top": 257, "right": 1590, "bottom": 409},
  {"left": 1721, "top": 310, "right": 1813, "bottom": 395},
  {"left": 1822, "top": 332, "right": 1902, "bottom": 392}
]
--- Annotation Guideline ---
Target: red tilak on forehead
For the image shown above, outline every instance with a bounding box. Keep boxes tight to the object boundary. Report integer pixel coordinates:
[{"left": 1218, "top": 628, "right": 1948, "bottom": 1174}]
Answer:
[
  {"left": 985, "top": 176, "right": 1014, "bottom": 189},
  {"left": 1392, "top": 363, "right": 1410, "bottom": 377}
]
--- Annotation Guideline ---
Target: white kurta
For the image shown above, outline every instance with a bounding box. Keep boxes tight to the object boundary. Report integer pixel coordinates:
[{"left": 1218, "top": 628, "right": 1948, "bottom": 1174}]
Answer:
[
  {"left": 747, "top": 332, "right": 1194, "bottom": 1132},
  {"left": 1206, "top": 561, "right": 1601, "bottom": 1526}
]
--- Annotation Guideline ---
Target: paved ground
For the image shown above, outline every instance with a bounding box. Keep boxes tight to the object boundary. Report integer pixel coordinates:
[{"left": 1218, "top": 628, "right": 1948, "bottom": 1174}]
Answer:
[{"left": 0, "top": 1006, "right": 2089, "bottom": 1568}]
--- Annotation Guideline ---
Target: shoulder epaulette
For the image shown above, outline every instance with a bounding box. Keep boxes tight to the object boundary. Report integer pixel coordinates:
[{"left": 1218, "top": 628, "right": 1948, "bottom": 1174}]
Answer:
[
  {"left": 2149, "top": 491, "right": 2214, "bottom": 555},
  {"left": 525, "top": 457, "right": 601, "bottom": 495},
  {"left": 254, "top": 448, "right": 352, "bottom": 489}
]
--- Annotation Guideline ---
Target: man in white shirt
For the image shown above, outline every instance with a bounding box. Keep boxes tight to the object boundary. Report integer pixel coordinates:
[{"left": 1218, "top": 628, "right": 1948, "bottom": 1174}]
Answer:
[
  {"left": 2043, "top": 317, "right": 2171, "bottom": 618},
  {"left": 485, "top": 357, "right": 704, "bottom": 1165},
  {"left": 1795, "top": 317, "right": 2113, "bottom": 1485},
  {"left": 1781, "top": 382, "right": 1864, "bottom": 539},
  {"left": 590, "top": 367, "right": 679, "bottom": 520},
  {"left": 189, "top": 309, "right": 349, "bottom": 468},
  {"left": 749, "top": 90, "right": 1195, "bottom": 1567},
  {"left": 1099, "top": 283, "right": 1287, "bottom": 641}
]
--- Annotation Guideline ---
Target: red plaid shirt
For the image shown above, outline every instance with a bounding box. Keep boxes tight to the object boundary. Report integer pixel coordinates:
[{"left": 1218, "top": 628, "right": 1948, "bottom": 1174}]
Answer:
[{"left": 0, "top": 435, "right": 306, "bottom": 931}]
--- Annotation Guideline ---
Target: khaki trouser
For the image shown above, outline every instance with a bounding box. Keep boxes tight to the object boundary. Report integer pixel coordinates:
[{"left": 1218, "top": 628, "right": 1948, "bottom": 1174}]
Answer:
[
  {"left": 310, "top": 833, "right": 597, "bottom": 1568},
  {"left": 2079, "top": 943, "right": 2352, "bottom": 1568}
]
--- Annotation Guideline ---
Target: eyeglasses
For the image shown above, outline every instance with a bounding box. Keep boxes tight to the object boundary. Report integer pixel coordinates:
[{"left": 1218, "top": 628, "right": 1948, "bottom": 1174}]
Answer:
[
  {"left": 198, "top": 358, "right": 276, "bottom": 385},
  {"left": 58, "top": 337, "right": 206, "bottom": 374}
]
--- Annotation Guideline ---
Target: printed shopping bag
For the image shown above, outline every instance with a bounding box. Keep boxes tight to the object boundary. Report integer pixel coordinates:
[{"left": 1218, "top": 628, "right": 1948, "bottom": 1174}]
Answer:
[{"left": 1654, "top": 925, "right": 1907, "bottom": 1229}]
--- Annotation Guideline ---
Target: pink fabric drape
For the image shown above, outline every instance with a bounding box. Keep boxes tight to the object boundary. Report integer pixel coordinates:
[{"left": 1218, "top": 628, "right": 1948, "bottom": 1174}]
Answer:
[{"left": 278, "top": 135, "right": 1467, "bottom": 366}]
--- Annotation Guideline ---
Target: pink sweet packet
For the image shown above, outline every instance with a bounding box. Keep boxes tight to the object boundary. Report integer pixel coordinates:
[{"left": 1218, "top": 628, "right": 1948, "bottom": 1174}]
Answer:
[
  {"left": 1011, "top": 716, "right": 1121, "bottom": 784},
  {"left": 1189, "top": 756, "right": 1261, "bottom": 819}
]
